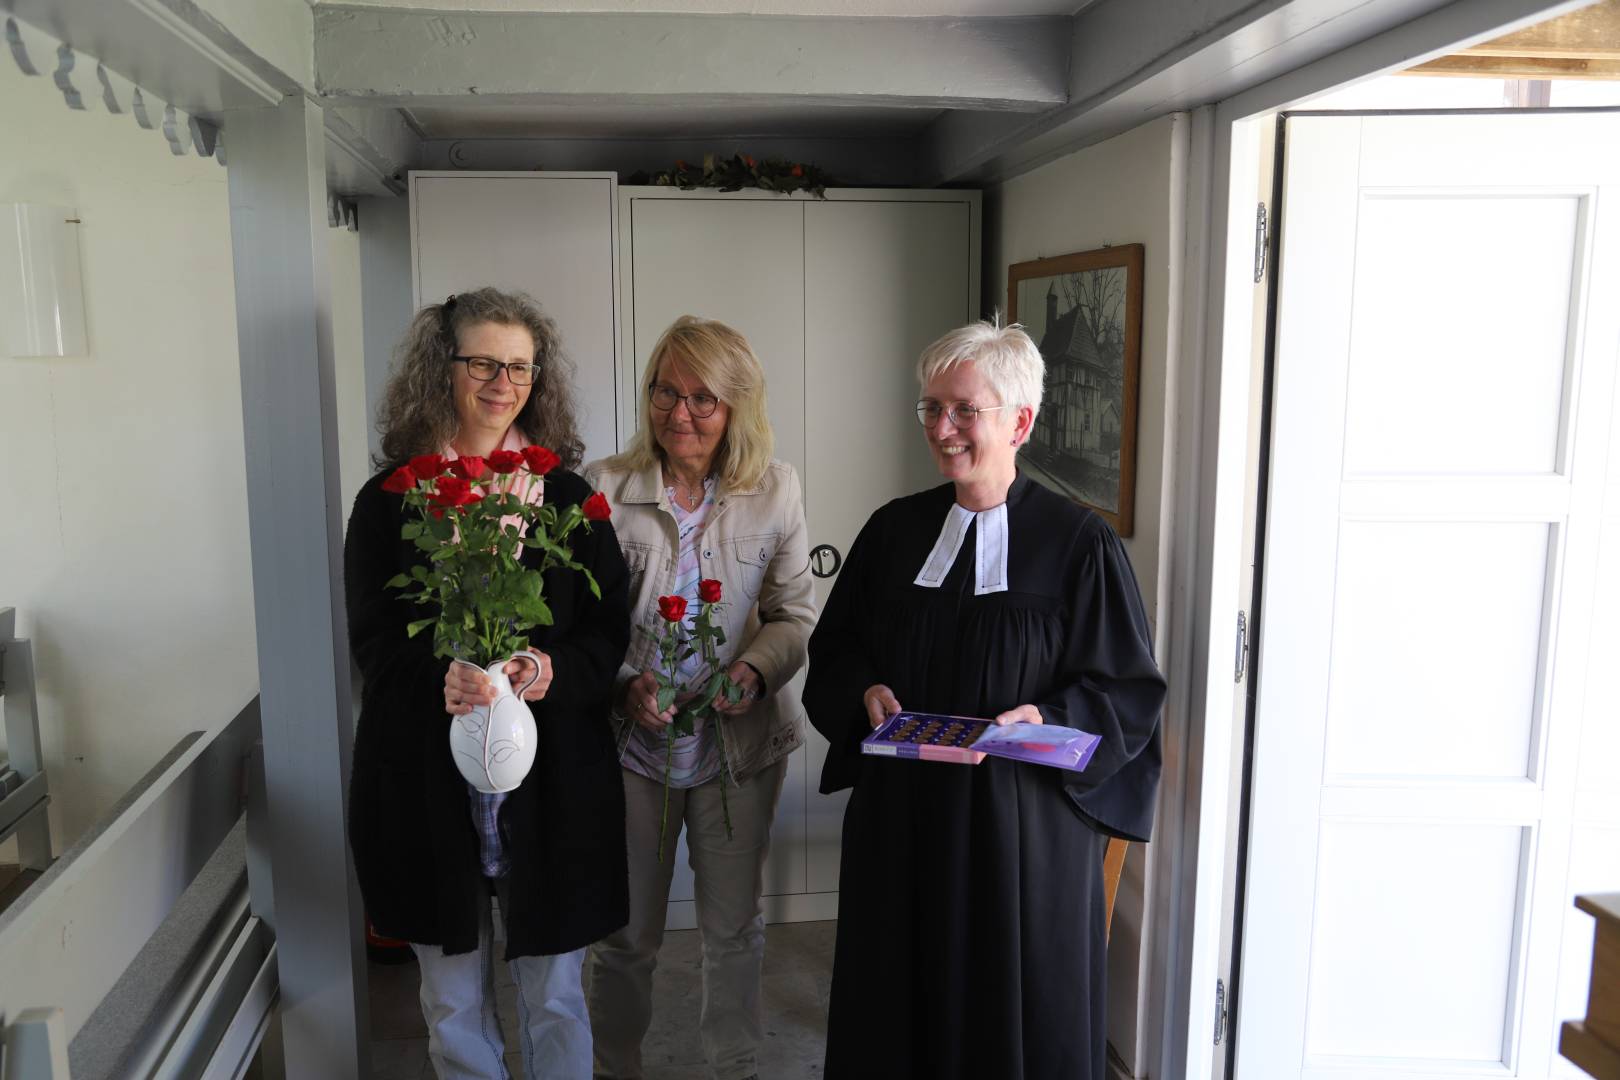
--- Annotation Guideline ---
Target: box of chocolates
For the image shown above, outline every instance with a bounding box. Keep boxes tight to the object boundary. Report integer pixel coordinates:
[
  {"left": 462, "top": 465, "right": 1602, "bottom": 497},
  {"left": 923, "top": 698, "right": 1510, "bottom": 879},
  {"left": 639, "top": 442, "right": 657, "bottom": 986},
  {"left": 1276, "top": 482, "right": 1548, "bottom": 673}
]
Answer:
[{"left": 862, "top": 711, "right": 1101, "bottom": 773}]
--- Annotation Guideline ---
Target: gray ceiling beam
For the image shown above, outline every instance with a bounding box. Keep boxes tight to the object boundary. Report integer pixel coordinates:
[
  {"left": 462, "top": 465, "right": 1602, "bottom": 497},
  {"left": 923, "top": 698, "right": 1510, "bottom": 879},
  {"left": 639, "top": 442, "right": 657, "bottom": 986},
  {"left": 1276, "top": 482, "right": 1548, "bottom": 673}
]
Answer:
[
  {"left": 326, "top": 105, "right": 415, "bottom": 195},
  {"left": 919, "top": 0, "right": 1584, "bottom": 185},
  {"left": 313, "top": 9, "right": 1071, "bottom": 112}
]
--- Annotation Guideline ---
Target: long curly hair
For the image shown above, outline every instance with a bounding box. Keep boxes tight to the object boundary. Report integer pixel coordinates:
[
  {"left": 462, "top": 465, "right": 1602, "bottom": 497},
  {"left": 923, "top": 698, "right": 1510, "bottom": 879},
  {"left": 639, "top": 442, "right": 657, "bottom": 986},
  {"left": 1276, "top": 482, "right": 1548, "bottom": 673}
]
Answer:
[{"left": 374, "top": 287, "right": 584, "bottom": 470}]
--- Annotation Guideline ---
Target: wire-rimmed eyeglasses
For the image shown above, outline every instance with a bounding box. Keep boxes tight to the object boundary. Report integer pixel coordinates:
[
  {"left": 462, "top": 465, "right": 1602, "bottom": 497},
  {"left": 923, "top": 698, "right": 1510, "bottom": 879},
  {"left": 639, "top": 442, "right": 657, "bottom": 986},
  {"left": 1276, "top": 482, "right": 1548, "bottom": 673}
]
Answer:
[
  {"left": 650, "top": 383, "right": 721, "bottom": 419},
  {"left": 915, "top": 400, "right": 1009, "bottom": 429},
  {"left": 454, "top": 356, "right": 540, "bottom": 386}
]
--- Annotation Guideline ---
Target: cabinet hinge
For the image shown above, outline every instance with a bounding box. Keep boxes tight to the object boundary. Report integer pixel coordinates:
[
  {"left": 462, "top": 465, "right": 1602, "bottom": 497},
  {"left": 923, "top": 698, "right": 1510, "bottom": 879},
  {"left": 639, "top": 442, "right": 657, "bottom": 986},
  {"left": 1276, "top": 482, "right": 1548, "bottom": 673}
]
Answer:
[
  {"left": 1253, "top": 203, "right": 1269, "bottom": 283},
  {"left": 1214, "top": 978, "right": 1228, "bottom": 1045}
]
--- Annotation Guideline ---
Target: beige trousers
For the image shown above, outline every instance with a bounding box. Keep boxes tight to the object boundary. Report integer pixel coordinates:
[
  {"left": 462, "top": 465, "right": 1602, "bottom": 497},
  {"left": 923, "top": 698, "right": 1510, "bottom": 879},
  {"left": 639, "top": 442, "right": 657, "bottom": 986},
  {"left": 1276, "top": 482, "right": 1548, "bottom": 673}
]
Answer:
[{"left": 587, "top": 759, "right": 788, "bottom": 1080}]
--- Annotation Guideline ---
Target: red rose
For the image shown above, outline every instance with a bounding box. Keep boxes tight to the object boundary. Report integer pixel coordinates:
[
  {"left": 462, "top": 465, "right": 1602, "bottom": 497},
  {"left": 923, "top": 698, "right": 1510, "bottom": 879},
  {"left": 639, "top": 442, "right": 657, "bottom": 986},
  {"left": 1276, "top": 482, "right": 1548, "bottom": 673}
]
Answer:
[
  {"left": 744, "top": 154, "right": 757, "bottom": 169},
  {"left": 487, "top": 449, "right": 524, "bottom": 474},
  {"left": 427, "top": 476, "right": 481, "bottom": 508},
  {"left": 675, "top": 159, "right": 689, "bottom": 171},
  {"left": 451, "top": 456, "right": 487, "bottom": 480},
  {"left": 409, "top": 453, "right": 448, "bottom": 479},
  {"left": 522, "top": 446, "right": 561, "bottom": 475},
  {"left": 381, "top": 465, "right": 417, "bottom": 494},
  {"left": 791, "top": 164, "right": 804, "bottom": 178},
  {"left": 698, "top": 578, "right": 722, "bottom": 604},
  {"left": 582, "top": 492, "right": 612, "bottom": 522},
  {"left": 657, "top": 595, "right": 688, "bottom": 623}
]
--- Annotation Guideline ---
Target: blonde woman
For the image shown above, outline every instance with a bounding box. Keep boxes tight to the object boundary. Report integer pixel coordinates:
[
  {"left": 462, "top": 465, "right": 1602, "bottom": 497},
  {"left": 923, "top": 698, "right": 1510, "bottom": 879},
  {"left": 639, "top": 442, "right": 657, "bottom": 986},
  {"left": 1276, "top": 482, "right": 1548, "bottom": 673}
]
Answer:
[{"left": 583, "top": 316, "right": 816, "bottom": 1080}]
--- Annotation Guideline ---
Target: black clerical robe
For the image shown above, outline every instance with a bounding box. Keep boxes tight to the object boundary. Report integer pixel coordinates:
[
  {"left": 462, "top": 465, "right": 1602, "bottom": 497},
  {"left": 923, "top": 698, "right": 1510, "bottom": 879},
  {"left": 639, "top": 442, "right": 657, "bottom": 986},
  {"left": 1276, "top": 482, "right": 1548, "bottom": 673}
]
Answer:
[{"left": 804, "top": 473, "right": 1166, "bottom": 1080}]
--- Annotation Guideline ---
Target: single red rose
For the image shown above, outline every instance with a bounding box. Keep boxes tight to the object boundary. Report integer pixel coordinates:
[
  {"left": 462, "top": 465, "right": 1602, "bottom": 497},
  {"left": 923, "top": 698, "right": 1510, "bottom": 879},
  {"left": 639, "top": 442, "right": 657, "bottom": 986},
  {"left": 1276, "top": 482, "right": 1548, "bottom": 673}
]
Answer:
[
  {"left": 791, "top": 164, "right": 804, "bottom": 178},
  {"left": 522, "top": 446, "right": 561, "bottom": 475},
  {"left": 487, "top": 449, "right": 524, "bottom": 474},
  {"left": 409, "top": 453, "right": 448, "bottom": 479},
  {"left": 675, "top": 159, "right": 689, "bottom": 171},
  {"left": 744, "top": 154, "right": 757, "bottom": 169},
  {"left": 698, "top": 578, "right": 722, "bottom": 604},
  {"left": 427, "top": 476, "right": 481, "bottom": 508},
  {"left": 451, "top": 455, "right": 487, "bottom": 480},
  {"left": 381, "top": 465, "right": 417, "bottom": 494},
  {"left": 582, "top": 492, "right": 612, "bottom": 522},
  {"left": 657, "top": 595, "right": 688, "bottom": 623}
]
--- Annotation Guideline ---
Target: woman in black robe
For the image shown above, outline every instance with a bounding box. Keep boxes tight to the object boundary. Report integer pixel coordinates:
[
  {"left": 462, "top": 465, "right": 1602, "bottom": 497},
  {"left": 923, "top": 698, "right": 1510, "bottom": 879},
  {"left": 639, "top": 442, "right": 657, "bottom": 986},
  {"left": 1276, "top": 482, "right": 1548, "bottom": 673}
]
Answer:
[{"left": 804, "top": 321, "right": 1166, "bottom": 1080}]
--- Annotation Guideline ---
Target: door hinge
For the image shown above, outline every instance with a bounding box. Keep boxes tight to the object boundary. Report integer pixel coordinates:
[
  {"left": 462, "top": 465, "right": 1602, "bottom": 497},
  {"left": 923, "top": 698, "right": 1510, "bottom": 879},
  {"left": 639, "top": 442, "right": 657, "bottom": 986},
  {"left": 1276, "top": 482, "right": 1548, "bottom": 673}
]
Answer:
[
  {"left": 1233, "top": 611, "right": 1249, "bottom": 684},
  {"left": 1253, "top": 203, "right": 1269, "bottom": 283},
  {"left": 1214, "top": 978, "right": 1228, "bottom": 1045}
]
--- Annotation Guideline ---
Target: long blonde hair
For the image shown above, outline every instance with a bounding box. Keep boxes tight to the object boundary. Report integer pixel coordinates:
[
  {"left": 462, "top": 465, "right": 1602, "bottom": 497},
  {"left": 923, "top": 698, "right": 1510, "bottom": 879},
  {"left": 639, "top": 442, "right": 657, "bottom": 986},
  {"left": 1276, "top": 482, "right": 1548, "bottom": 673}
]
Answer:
[
  {"left": 605, "top": 316, "right": 773, "bottom": 492},
  {"left": 374, "top": 287, "right": 584, "bottom": 469}
]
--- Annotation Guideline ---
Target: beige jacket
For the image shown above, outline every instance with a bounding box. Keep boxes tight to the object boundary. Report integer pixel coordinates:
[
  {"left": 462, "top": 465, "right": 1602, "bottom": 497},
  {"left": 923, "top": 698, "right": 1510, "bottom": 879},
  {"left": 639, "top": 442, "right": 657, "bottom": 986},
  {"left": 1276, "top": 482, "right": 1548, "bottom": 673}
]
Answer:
[{"left": 582, "top": 456, "right": 817, "bottom": 780}]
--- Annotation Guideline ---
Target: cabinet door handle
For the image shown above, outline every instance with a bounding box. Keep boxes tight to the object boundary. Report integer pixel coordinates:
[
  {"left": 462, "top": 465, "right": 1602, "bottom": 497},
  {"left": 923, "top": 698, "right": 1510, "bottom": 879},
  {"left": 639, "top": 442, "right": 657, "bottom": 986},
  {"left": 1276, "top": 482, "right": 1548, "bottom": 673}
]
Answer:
[{"left": 810, "top": 544, "right": 842, "bottom": 578}]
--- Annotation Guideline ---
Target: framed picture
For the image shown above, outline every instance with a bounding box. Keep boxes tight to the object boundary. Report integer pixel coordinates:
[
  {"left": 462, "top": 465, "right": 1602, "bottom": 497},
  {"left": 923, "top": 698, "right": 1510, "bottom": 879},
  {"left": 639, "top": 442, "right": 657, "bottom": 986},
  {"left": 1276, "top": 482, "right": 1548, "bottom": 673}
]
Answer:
[{"left": 1007, "top": 244, "right": 1143, "bottom": 537}]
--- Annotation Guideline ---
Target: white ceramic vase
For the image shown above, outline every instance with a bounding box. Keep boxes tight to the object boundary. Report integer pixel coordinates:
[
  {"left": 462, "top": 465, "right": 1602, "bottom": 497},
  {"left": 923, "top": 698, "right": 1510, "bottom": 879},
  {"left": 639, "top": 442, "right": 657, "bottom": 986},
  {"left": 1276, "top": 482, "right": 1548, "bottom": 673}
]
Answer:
[{"left": 448, "top": 655, "right": 540, "bottom": 794}]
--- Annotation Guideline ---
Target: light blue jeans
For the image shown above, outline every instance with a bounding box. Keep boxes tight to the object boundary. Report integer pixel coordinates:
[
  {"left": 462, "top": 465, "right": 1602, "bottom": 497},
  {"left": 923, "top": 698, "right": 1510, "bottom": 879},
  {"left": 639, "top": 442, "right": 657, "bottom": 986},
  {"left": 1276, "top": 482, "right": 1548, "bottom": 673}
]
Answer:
[{"left": 412, "top": 886, "right": 591, "bottom": 1080}]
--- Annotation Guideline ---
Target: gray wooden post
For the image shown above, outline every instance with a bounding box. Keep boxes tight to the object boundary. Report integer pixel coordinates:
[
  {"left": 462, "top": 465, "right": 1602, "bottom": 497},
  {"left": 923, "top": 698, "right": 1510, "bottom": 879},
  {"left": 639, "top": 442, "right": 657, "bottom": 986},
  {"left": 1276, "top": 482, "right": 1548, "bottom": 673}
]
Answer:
[{"left": 223, "top": 93, "right": 370, "bottom": 1077}]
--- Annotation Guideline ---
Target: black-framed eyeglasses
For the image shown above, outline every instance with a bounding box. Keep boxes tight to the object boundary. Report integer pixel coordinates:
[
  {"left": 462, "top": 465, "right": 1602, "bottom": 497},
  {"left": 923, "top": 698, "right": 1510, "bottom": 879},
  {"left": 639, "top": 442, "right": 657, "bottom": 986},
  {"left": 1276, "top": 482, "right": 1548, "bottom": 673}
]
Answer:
[
  {"left": 454, "top": 356, "right": 540, "bottom": 386},
  {"left": 650, "top": 383, "right": 721, "bottom": 419},
  {"left": 915, "top": 400, "right": 1009, "bottom": 429}
]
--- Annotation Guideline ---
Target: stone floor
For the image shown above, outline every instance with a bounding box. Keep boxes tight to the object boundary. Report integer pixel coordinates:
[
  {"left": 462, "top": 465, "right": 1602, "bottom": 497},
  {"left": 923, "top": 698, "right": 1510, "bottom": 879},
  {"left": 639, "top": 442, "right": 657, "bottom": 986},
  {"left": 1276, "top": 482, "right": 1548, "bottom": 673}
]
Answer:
[{"left": 369, "top": 920, "right": 835, "bottom": 1080}]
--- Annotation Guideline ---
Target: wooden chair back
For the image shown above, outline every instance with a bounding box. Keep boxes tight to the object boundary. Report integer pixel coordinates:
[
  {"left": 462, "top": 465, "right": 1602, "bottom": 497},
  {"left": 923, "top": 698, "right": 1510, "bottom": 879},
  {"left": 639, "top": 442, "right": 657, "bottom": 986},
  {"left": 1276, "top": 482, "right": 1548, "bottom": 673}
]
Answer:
[{"left": 1104, "top": 838, "right": 1129, "bottom": 941}]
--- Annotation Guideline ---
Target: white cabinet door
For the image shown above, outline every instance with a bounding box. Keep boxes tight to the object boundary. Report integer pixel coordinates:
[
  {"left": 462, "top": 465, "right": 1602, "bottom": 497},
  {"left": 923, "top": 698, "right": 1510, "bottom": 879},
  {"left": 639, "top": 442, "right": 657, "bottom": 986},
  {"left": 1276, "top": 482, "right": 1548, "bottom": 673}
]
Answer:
[
  {"left": 411, "top": 173, "right": 620, "bottom": 463},
  {"left": 802, "top": 198, "right": 975, "bottom": 893},
  {"left": 622, "top": 196, "right": 808, "bottom": 914},
  {"left": 626, "top": 198, "right": 808, "bottom": 483},
  {"left": 1235, "top": 113, "right": 1620, "bottom": 1080},
  {"left": 621, "top": 190, "right": 980, "bottom": 924}
]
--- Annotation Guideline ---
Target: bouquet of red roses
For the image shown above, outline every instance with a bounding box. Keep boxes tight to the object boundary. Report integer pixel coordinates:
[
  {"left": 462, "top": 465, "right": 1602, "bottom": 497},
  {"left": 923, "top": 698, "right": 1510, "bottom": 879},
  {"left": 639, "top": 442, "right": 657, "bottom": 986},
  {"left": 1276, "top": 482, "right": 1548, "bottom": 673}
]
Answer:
[
  {"left": 380, "top": 445, "right": 611, "bottom": 667},
  {"left": 648, "top": 580, "right": 745, "bottom": 859}
]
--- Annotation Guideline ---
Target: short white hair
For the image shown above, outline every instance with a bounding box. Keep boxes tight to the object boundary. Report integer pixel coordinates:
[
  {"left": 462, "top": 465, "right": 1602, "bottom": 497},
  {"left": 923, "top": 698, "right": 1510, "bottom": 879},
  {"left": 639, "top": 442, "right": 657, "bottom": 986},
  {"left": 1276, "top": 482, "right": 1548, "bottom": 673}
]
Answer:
[{"left": 915, "top": 320, "right": 1044, "bottom": 422}]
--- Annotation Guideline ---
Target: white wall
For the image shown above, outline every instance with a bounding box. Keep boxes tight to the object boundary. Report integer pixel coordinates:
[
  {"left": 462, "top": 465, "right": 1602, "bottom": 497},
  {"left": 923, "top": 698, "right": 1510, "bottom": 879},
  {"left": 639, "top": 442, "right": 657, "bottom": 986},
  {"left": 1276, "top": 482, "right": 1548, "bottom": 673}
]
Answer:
[
  {"left": 986, "top": 114, "right": 1180, "bottom": 635},
  {"left": 0, "top": 58, "right": 375, "bottom": 858},
  {"left": 983, "top": 112, "right": 1185, "bottom": 1073},
  {"left": 329, "top": 227, "right": 370, "bottom": 512},
  {"left": 356, "top": 196, "right": 416, "bottom": 469},
  {"left": 0, "top": 60, "right": 258, "bottom": 851}
]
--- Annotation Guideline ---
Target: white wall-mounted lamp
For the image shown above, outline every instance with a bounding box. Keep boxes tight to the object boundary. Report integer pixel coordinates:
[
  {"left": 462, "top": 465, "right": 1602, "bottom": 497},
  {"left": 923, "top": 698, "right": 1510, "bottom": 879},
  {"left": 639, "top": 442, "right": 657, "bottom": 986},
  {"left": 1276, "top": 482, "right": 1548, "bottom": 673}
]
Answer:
[{"left": 0, "top": 203, "right": 88, "bottom": 358}]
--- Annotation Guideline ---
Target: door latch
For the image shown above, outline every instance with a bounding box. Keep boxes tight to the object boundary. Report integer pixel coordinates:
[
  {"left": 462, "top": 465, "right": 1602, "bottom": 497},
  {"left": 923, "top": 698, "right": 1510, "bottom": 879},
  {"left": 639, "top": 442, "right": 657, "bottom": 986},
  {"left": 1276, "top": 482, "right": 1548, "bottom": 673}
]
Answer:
[
  {"left": 1233, "top": 611, "right": 1249, "bottom": 684},
  {"left": 1253, "top": 203, "right": 1269, "bottom": 283}
]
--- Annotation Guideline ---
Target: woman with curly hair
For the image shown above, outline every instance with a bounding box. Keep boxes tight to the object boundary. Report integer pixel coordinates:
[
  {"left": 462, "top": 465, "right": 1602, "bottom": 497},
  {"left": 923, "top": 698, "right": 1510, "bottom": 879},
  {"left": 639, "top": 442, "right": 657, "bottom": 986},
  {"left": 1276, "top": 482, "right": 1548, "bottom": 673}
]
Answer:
[{"left": 345, "top": 287, "right": 631, "bottom": 1080}]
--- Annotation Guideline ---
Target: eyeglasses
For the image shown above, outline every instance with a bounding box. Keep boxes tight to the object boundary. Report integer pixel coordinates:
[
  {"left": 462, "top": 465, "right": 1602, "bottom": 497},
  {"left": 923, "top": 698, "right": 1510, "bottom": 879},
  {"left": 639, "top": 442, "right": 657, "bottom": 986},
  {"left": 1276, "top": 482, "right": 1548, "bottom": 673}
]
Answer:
[
  {"left": 454, "top": 356, "right": 540, "bottom": 386},
  {"left": 650, "top": 383, "right": 721, "bottom": 419},
  {"left": 915, "top": 400, "right": 1009, "bottom": 429}
]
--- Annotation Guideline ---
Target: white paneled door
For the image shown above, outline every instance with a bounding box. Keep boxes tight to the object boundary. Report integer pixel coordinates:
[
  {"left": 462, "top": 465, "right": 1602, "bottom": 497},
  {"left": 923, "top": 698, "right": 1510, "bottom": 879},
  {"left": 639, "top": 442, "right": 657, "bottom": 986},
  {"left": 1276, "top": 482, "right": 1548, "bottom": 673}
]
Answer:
[{"left": 1235, "top": 114, "right": 1620, "bottom": 1078}]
